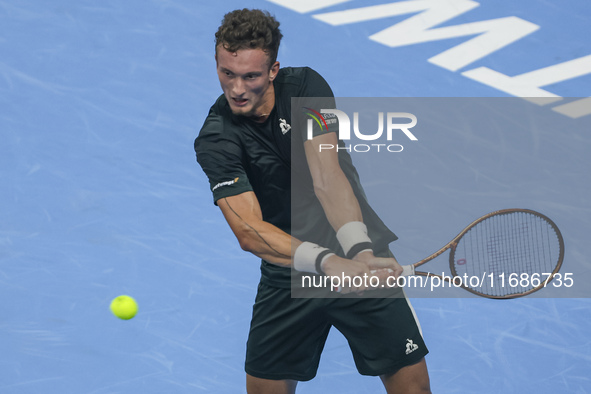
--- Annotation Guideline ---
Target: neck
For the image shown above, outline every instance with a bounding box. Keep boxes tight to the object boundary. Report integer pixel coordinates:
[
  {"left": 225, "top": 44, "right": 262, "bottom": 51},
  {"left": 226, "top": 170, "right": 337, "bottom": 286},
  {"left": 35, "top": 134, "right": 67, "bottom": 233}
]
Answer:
[
  {"left": 251, "top": 113, "right": 270, "bottom": 122},
  {"left": 250, "top": 83, "right": 276, "bottom": 122}
]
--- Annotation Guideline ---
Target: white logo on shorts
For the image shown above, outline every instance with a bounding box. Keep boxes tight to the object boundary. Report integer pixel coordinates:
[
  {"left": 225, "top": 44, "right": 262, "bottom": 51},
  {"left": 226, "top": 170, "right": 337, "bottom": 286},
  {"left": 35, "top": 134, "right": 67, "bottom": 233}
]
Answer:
[{"left": 405, "top": 339, "right": 419, "bottom": 355}]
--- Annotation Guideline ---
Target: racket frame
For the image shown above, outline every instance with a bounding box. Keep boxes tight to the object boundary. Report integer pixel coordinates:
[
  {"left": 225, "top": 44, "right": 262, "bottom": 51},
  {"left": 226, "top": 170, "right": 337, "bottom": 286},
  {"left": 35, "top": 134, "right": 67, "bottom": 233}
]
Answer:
[{"left": 402, "top": 208, "right": 565, "bottom": 299}]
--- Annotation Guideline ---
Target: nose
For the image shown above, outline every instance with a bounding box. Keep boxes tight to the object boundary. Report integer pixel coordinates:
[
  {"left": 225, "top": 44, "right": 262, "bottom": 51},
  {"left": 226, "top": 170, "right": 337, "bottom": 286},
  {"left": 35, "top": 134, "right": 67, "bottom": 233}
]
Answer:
[{"left": 231, "top": 78, "right": 246, "bottom": 97}]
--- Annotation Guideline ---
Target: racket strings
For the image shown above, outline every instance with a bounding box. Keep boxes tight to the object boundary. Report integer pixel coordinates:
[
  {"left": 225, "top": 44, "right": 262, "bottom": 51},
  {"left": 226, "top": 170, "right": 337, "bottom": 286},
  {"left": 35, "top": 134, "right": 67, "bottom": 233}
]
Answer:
[{"left": 454, "top": 211, "right": 561, "bottom": 297}]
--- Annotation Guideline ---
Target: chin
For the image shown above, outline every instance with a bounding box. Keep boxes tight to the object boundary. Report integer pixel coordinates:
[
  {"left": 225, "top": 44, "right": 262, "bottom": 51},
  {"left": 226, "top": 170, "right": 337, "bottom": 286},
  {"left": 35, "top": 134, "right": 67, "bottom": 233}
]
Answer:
[
  {"left": 230, "top": 108, "right": 249, "bottom": 116},
  {"left": 230, "top": 105, "right": 254, "bottom": 117}
]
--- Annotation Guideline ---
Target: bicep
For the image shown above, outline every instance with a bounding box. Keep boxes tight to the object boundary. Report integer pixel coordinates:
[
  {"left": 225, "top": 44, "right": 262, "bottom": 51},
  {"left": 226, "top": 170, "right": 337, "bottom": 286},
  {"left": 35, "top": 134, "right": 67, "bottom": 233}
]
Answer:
[
  {"left": 304, "top": 132, "right": 343, "bottom": 187},
  {"left": 304, "top": 131, "right": 363, "bottom": 228}
]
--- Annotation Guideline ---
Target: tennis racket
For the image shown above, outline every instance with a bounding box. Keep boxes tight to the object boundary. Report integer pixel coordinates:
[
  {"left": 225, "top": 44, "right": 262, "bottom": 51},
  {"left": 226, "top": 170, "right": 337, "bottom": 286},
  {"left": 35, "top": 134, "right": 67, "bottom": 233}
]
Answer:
[{"left": 397, "top": 208, "right": 564, "bottom": 299}]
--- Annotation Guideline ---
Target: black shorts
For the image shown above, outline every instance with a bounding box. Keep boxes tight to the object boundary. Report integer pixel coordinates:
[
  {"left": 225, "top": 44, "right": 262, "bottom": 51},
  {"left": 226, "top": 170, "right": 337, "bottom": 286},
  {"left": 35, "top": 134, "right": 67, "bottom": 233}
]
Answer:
[{"left": 245, "top": 282, "right": 428, "bottom": 381}]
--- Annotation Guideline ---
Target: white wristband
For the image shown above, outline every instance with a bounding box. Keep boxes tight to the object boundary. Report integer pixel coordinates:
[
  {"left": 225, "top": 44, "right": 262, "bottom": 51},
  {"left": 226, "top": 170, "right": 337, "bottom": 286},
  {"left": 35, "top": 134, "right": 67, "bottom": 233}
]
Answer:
[
  {"left": 293, "top": 242, "right": 335, "bottom": 274},
  {"left": 336, "top": 221, "right": 373, "bottom": 259}
]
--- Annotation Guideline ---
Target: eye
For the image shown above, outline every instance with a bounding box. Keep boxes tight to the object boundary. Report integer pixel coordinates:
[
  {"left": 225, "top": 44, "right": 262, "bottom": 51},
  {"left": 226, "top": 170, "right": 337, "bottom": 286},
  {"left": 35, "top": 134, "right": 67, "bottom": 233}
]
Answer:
[{"left": 220, "top": 69, "right": 233, "bottom": 78}]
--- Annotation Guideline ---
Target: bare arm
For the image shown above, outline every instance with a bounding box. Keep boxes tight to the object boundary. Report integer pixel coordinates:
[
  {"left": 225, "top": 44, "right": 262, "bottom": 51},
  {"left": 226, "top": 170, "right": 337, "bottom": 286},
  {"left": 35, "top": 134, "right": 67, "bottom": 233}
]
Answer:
[
  {"left": 218, "top": 190, "right": 373, "bottom": 292},
  {"left": 218, "top": 191, "right": 295, "bottom": 267},
  {"left": 304, "top": 132, "right": 363, "bottom": 230},
  {"left": 304, "top": 132, "right": 402, "bottom": 276}
]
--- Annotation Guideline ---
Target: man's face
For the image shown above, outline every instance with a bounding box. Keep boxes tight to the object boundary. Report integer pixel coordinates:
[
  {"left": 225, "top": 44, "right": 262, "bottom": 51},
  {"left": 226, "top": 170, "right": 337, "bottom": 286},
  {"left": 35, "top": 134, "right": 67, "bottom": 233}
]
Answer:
[{"left": 216, "top": 46, "right": 279, "bottom": 118}]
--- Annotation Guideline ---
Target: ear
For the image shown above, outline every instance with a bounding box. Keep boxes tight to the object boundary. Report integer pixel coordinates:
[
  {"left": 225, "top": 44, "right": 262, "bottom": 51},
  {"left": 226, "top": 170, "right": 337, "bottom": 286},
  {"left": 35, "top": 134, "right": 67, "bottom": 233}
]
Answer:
[{"left": 269, "top": 61, "right": 280, "bottom": 81}]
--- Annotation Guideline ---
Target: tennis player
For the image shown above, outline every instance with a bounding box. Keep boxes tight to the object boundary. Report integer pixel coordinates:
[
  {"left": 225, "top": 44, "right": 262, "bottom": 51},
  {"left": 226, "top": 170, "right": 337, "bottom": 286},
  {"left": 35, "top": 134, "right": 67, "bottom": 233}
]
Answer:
[{"left": 195, "top": 9, "right": 431, "bottom": 394}]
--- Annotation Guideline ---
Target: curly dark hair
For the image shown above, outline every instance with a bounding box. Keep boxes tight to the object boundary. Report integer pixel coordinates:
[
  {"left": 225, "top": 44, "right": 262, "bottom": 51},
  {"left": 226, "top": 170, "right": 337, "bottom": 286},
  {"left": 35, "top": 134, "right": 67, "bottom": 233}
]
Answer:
[{"left": 215, "top": 9, "right": 283, "bottom": 67}]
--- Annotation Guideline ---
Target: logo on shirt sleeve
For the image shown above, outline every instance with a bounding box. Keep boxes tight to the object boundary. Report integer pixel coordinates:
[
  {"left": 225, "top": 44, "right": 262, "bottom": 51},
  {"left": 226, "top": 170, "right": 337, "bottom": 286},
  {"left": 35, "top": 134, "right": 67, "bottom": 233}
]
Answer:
[{"left": 212, "top": 177, "right": 239, "bottom": 191}]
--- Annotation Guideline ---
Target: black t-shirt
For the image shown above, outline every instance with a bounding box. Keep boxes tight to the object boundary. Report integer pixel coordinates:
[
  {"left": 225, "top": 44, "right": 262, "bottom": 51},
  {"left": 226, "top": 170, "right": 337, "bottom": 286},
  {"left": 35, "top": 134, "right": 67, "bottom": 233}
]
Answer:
[{"left": 195, "top": 67, "right": 396, "bottom": 288}]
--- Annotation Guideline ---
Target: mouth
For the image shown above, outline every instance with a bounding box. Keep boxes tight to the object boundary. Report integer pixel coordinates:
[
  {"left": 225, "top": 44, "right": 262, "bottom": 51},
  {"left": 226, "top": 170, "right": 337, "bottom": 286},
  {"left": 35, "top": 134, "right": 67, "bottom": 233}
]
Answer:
[{"left": 232, "top": 98, "right": 248, "bottom": 107}]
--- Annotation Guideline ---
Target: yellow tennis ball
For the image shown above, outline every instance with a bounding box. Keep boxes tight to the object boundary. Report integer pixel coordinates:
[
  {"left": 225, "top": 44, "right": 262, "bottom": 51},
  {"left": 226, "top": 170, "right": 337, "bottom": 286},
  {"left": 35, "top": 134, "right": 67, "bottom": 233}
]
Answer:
[{"left": 110, "top": 295, "right": 138, "bottom": 320}]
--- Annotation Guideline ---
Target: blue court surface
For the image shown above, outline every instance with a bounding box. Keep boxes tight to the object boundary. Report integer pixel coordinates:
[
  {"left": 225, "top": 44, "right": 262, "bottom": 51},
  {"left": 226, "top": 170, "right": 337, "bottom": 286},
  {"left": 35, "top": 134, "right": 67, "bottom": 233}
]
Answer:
[{"left": 1, "top": 0, "right": 590, "bottom": 393}]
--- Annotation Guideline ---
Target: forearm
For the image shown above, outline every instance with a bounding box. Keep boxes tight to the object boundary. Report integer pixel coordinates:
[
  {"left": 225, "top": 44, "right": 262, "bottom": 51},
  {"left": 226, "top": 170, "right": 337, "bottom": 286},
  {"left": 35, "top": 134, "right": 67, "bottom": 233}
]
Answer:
[
  {"left": 237, "top": 219, "right": 296, "bottom": 267},
  {"left": 233, "top": 216, "right": 369, "bottom": 278},
  {"left": 315, "top": 173, "right": 403, "bottom": 274},
  {"left": 218, "top": 195, "right": 297, "bottom": 267},
  {"left": 314, "top": 175, "right": 403, "bottom": 275},
  {"left": 313, "top": 167, "right": 364, "bottom": 231},
  {"left": 305, "top": 135, "right": 381, "bottom": 265},
  {"left": 218, "top": 193, "right": 356, "bottom": 275}
]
